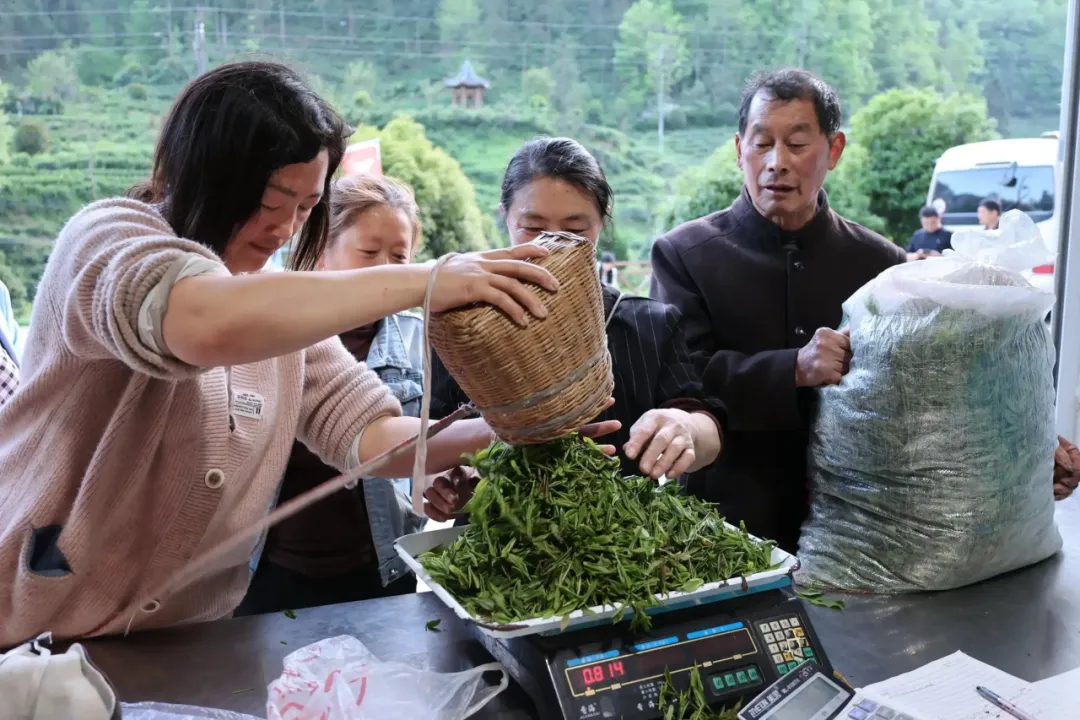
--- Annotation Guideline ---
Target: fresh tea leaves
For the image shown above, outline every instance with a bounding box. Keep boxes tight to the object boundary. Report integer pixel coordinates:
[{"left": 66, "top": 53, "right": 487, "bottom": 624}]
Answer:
[
  {"left": 419, "top": 435, "right": 777, "bottom": 631},
  {"left": 425, "top": 619, "right": 442, "bottom": 632},
  {"left": 659, "top": 665, "right": 741, "bottom": 720},
  {"left": 795, "top": 589, "right": 846, "bottom": 611}
]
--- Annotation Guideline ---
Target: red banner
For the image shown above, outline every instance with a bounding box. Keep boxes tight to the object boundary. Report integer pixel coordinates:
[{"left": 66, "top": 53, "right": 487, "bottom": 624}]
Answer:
[{"left": 341, "top": 138, "right": 383, "bottom": 178}]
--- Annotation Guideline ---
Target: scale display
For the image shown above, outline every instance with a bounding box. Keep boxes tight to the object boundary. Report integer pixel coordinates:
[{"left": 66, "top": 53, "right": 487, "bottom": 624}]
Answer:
[{"left": 563, "top": 622, "right": 758, "bottom": 697}]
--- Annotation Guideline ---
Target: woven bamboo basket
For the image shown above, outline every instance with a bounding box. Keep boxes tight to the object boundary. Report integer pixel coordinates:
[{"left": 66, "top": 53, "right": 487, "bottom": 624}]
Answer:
[{"left": 429, "top": 232, "right": 613, "bottom": 444}]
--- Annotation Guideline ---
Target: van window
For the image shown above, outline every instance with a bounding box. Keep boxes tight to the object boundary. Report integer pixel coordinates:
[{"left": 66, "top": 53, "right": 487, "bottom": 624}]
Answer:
[{"left": 931, "top": 165, "right": 1054, "bottom": 224}]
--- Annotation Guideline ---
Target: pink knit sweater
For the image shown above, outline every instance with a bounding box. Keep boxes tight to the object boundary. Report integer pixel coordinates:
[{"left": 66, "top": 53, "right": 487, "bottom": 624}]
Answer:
[{"left": 0, "top": 198, "right": 401, "bottom": 647}]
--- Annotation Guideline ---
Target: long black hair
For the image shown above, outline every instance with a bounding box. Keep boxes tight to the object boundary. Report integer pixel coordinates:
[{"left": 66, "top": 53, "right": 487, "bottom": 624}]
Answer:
[
  {"left": 500, "top": 137, "right": 613, "bottom": 224},
  {"left": 129, "top": 60, "right": 350, "bottom": 271}
]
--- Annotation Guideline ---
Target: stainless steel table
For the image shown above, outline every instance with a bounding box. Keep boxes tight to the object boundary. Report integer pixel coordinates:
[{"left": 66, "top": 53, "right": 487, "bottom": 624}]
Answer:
[{"left": 86, "top": 503, "right": 1080, "bottom": 718}]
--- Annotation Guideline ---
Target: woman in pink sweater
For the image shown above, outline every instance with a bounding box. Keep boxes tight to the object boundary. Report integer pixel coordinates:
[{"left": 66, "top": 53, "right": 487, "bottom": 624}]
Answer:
[{"left": 0, "top": 61, "right": 610, "bottom": 648}]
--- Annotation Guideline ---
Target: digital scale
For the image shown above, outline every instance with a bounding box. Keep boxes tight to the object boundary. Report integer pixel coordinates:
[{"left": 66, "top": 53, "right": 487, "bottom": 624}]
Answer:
[{"left": 471, "top": 589, "right": 837, "bottom": 720}]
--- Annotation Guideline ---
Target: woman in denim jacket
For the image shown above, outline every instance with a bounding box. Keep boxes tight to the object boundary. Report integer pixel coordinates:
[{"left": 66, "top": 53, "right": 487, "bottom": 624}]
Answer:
[{"left": 236, "top": 175, "right": 431, "bottom": 613}]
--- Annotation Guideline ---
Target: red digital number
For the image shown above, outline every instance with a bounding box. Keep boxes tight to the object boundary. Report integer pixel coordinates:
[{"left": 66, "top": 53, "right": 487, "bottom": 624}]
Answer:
[
  {"left": 608, "top": 661, "right": 625, "bottom": 678},
  {"left": 582, "top": 665, "right": 605, "bottom": 685}
]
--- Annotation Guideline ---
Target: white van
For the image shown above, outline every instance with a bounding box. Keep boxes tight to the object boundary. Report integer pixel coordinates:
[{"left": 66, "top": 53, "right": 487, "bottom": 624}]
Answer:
[{"left": 927, "top": 134, "right": 1060, "bottom": 293}]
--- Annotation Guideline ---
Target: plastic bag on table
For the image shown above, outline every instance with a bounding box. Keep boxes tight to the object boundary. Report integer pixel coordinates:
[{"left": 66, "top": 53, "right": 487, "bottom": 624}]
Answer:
[
  {"left": 265, "top": 635, "right": 507, "bottom": 720},
  {"left": 796, "top": 210, "right": 1062, "bottom": 593},
  {"left": 121, "top": 702, "right": 262, "bottom": 720}
]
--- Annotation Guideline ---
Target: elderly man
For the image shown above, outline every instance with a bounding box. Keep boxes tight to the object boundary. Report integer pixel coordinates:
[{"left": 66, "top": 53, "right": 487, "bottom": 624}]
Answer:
[{"left": 650, "top": 69, "right": 906, "bottom": 552}]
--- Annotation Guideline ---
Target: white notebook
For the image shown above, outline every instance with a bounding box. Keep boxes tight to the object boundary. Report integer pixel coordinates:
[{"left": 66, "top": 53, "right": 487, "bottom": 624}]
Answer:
[{"left": 843, "top": 651, "right": 1070, "bottom": 720}]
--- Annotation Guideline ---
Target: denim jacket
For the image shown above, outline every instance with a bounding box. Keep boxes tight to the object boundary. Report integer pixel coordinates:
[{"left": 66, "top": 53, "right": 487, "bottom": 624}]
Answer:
[{"left": 363, "top": 311, "right": 428, "bottom": 586}]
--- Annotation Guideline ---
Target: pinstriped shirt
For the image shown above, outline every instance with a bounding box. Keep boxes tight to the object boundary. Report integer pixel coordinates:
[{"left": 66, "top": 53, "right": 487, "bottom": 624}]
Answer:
[{"left": 429, "top": 284, "right": 727, "bottom": 477}]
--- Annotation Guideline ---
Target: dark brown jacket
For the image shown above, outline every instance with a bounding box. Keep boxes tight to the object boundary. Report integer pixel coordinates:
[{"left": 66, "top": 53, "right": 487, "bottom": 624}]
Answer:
[{"left": 651, "top": 188, "right": 906, "bottom": 552}]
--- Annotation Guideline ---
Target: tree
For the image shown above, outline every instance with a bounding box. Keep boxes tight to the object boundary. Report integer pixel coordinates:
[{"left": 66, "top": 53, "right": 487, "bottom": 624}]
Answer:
[
  {"left": 26, "top": 51, "right": 80, "bottom": 103},
  {"left": 352, "top": 116, "right": 492, "bottom": 258},
  {"left": 801, "top": 0, "right": 877, "bottom": 107},
  {"left": 13, "top": 122, "right": 48, "bottom": 156},
  {"left": 522, "top": 67, "right": 555, "bottom": 105},
  {"left": 663, "top": 139, "right": 743, "bottom": 228},
  {"left": 343, "top": 60, "right": 379, "bottom": 95},
  {"left": 977, "top": 0, "right": 1066, "bottom": 135},
  {"left": 927, "top": 0, "right": 984, "bottom": 94},
  {"left": 868, "top": 0, "right": 941, "bottom": 91},
  {"left": 0, "top": 82, "right": 12, "bottom": 165},
  {"left": 123, "top": 0, "right": 168, "bottom": 67},
  {"left": 824, "top": 143, "right": 886, "bottom": 235},
  {"left": 850, "top": 88, "right": 996, "bottom": 240},
  {"left": 438, "top": 0, "right": 482, "bottom": 53},
  {"left": 75, "top": 47, "right": 124, "bottom": 88},
  {"left": 614, "top": 0, "right": 691, "bottom": 109}
]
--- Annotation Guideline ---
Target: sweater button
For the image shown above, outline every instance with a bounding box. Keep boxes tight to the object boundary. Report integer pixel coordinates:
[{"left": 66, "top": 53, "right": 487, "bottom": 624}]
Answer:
[
  {"left": 794, "top": 261, "right": 805, "bottom": 271},
  {"left": 204, "top": 469, "right": 225, "bottom": 489},
  {"left": 141, "top": 599, "right": 161, "bottom": 614},
  {"left": 794, "top": 327, "right": 807, "bottom": 338}
]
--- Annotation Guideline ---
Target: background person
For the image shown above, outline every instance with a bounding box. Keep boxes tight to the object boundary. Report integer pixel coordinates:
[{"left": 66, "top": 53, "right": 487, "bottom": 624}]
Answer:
[
  {"left": 906, "top": 205, "right": 952, "bottom": 260},
  {"left": 979, "top": 198, "right": 1002, "bottom": 230},
  {"left": 423, "top": 137, "right": 726, "bottom": 521},
  {"left": 650, "top": 69, "right": 907, "bottom": 552},
  {"left": 0, "top": 61, "right": 568, "bottom": 647},
  {"left": 598, "top": 250, "right": 619, "bottom": 288},
  {"left": 237, "top": 175, "right": 429, "bottom": 616}
]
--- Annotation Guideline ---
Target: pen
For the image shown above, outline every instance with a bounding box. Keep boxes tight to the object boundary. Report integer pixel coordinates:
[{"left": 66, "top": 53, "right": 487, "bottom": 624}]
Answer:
[{"left": 975, "top": 685, "right": 1039, "bottom": 720}]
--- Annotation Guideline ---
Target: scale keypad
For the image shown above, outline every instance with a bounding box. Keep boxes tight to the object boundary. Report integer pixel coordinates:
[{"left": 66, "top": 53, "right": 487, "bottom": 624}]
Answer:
[{"left": 757, "top": 615, "right": 816, "bottom": 677}]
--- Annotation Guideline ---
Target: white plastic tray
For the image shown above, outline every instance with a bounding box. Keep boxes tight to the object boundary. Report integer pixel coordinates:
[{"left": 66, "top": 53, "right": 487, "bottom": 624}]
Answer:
[{"left": 395, "top": 524, "right": 796, "bottom": 639}]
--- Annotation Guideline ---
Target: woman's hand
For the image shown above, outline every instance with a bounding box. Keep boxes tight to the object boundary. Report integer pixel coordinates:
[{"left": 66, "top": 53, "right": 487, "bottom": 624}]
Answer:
[
  {"left": 431, "top": 245, "right": 559, "bottom": 326},
  {"left": 424, "top": 465, "right": 479, "bottom": 522},
  {"left": 624, "top": 408, "right": 721, "bottom": 480},
  {"left": 1054, "top": 435, "right": 1080, "bottom": 501}
]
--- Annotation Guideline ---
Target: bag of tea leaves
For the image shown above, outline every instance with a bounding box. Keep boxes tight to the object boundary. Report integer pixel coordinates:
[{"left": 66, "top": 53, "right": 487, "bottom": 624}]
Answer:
[{"left": 796, "top": 211, "right": 1062, "bottom": 593}]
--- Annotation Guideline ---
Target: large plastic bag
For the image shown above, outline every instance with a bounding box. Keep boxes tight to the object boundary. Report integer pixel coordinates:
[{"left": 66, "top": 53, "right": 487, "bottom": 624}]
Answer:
[
  {"left": 266, "top": 636, "right": 507, "bottom": 720},
  {"left": 796, "top": 211, "right": 1062, "bottom": 593},
  {"left": 122, "top": 703, "right": 261, "bottom": 720}
]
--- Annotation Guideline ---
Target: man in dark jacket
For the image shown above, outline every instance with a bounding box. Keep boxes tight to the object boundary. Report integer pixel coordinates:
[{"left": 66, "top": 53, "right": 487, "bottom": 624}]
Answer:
[
  {"left": 906, "top": 206, "right": 952, "bottom": 260},
  {"left": 650, "top": 69, "right": 906, "bottom": 552}
]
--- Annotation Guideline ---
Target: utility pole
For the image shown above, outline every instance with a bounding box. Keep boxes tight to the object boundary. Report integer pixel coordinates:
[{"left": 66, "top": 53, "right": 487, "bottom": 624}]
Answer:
[
  {"left": 194, "top": 7, "right": 207, "bottom": 75},
  {"left": 657, "top": 44, "right": 666, "bottom": 155}
]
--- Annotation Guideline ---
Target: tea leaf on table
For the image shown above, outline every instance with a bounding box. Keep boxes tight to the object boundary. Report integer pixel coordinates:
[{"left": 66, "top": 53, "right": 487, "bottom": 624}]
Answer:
[
  {"left": 796, "top": 590, "right": 845, "bottom": 610},
  {"left": 283, "top": 609, "right": 297, "bottom": 620},
  {"left": 425, "top": 619, "right": 442, "bottom": 632},
  {"left": 419, "top": 436, "right": 778, "bottom": 631},
  {"left": 231, "top": 688, "right": 253, "bottom": 695}
]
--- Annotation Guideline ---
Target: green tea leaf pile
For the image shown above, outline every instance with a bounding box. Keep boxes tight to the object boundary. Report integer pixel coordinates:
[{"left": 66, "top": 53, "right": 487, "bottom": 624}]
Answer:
[{"left": 420, "top": 435, "right": 776, "bottom": 630}]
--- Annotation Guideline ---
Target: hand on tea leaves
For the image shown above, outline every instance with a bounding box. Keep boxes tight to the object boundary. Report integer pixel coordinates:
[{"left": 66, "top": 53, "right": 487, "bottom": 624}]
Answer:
[
  {"left": 625, "top": 408, "right": 719, "bottom": 480},
  {"left": 1055, "top": 435, "right": 1079, "bottom": 501},
  {"left": 424, "top": 465, "right": 479, "bottom": 521}
]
